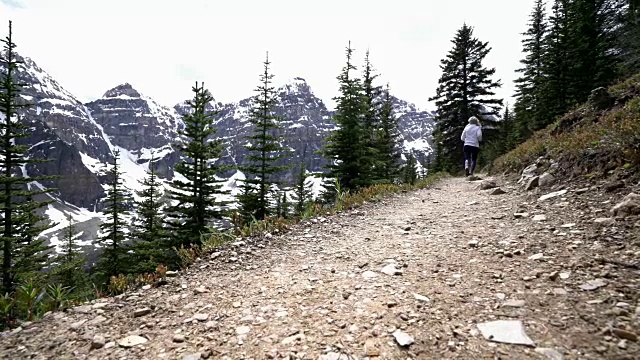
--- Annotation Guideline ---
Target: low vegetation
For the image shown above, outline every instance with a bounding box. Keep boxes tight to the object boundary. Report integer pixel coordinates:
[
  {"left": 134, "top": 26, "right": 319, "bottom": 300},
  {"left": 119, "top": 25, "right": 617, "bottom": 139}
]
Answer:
[{"left": 493, "top": 73, "right": 640, "bottom": 177}]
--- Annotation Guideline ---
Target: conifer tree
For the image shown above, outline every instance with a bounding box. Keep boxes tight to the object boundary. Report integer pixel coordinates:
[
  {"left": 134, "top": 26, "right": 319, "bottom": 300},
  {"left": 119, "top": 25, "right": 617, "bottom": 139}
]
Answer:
[
  {"left": 239, "top": 53, "right": 289, "bottom": 222},
  {"left": 131, "top": 156, "right": 170, "bottom": 272},
  {"left": 94, "top": 150, "right": 131, "bottom": 282},
  {"left": 374, "top": 84, "right": 402, "bottom": 182},
  {"left": 323, "top": 42, "right": 367, "bottom": 193},
  {"left": 0, "top": 21, "right": 55, "bottom": 294},
  {"left": 166, "top": 82, "right": 228, "bottom": 248},
  {"left": 429, "top": 24, "right": 503, "bottom": 173},
  {"left": 279, "top": 191, "right": 289, "bottom": 219},
  {"left": 294, "top": 158, "right": 313, "bottom": 215},
  {"left": 50, "top": 215, "right": 87, "bottom": 291},
  {"left": 618, "top": 0, "right": 640, "bottom": 75},
  {"left": 514, "top": 0, "right": 548, "bottom": 139},
  {"left": 360, "top": 51, "right": 382, "bottom": 184},
  {"left": 402, "top": 152, "right": 418, "bottom": 185}
]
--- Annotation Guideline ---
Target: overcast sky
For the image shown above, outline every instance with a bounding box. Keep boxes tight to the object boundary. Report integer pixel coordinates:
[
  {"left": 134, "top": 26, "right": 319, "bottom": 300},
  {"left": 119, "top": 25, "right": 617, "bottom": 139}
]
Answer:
[{"left": 1, "top": 0, "right": 533, "bottom": 111}]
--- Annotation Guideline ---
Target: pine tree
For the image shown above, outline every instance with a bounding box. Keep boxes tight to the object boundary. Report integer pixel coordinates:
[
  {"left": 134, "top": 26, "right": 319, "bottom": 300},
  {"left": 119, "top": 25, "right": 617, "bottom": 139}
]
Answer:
[
  {"left": 618, "top": 0, "right": 640, "bottom": 75},
  {"left": 131, "top": 156, "right": 171, "bottom": 272},
  {"left": 402, "top": 152, "right": 418, "bottom": 185},
  {"left": 514, "top": 0, "right": 548, "bottom": 139},
  {"left": 565, "top": 0, "right": 620, "bottom": 102},
  {"left": 279, "top": 191, "right": 289, "bottom": 219},
  {"left": 323, "top": 42, "right": 367, "bottom": 194},
  {"left": 360, "top": 50, "right": 382, "bottom": 184},
  {"left": 428, "top": 24, "right": 503, "bottom": 173},
  {"left": 50, "top": 215, "right": 87, "bottom": 291},
  {"left": 239, "top": 53, "right": 290, "bottom": 222},
  {"left": 374, "top": 84, "right": 402, "bottom": 182},
  {"left": 94, "top": 150, "right": 131, "bottom": 283},
  {"left": 0, "top": 21, "right": 55, "bottom": 294},
  {"left": 294, "top": 158, "right": 313, "bottom": 215},
  {"left": 166, "top": 82, "right": 229, "bottom": 248}
]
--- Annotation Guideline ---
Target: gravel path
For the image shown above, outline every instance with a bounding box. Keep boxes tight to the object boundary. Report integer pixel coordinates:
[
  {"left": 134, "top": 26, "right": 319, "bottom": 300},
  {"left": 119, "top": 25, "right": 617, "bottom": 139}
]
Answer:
[{"left": 1, "top": 175, "right": 638, "bottom": 360}]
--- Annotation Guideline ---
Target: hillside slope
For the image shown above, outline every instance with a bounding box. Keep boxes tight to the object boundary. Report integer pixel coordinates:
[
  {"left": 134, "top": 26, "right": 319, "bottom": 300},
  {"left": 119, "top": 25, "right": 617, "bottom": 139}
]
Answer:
[{"left": 493, "top": 73, "right": 640, "bottom": 181}]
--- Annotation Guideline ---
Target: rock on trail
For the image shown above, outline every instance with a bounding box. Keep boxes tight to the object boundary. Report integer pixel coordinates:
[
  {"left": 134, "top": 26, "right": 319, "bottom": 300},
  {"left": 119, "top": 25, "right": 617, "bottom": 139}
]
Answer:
[{"left": 0, "top": 175, "right": 638, "bottom": 359}]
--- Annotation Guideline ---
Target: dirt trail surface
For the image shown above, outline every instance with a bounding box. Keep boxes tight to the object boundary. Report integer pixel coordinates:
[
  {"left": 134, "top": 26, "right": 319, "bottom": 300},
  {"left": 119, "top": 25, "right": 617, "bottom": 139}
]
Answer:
[{"left": 1, "top": 175, "right": 639, "bottom": 360}]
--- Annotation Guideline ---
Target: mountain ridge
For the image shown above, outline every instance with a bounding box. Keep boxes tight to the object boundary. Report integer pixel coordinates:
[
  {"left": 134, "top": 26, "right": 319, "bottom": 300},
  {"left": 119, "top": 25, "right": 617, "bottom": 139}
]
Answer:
[{"left": 2, "top": 53, "right": 436, "bottom": 256}]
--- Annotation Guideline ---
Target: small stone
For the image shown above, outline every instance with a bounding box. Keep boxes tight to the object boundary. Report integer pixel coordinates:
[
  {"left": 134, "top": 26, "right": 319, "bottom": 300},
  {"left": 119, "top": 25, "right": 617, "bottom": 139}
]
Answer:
[
  {"left": 532, "top": 214, "right": 547, "bottom": 222},
  {"left": 525, "top": 176, "right": 539, "bottom": 191},
  {"left": 70, "top": 319, "right": 87, "bottom": 330},
  {"left": 468, "top": 240, "right": 479, "bottom": 247},
  {"left": 91, "top": 335, "right": 106, "bottom": 349},
  {"left": 553, "top": 288, "right": 568, "bottom": 295},
  {"left": 392, "top": 329, "right": 414, "bottom": 347},
  {"left": 534, "top": 347, "right": 564, "bottom": 360},
  {"left": 362, "top": 270, "right": 378, "bottom": 279},
  {"left": 611, "top": 328, "right": 638, "bottom": 342},
  {"left": 538, "top": 173, "right": 555, "bottom": 187},
  {"left": 133, "top": 307, "right": 152, "bottom": 317},
  {"left": 182, "top": 353, "right": 202, "bottom": 360},
  {"left": 193, "top": 313, "right": 209, "bottom": 322},
  {"left": 559, "top": 271, "right": 571, "bottom": 280},
  {"left": 528, "top": 253, "right": 544, "bottom": 260},
  {"left": 194, "top": 286, "right": 209, "bottom": 294},
  {"left": 117, "top": 335, "right": 148, "bottom": 348},
  {"left": 413, "top": 293, "right": 430, "bottom": 302},
  {"left": 236, "top": 326, "right": 251, "bottom": 335},
  {"left": 594, "top": 217, "right": 615, "bottom": 226},
  {"left": 579, "top": 279, "right": 607, "bottom": 291},
  {"left": 364, "top": 339, "right": 380, "bottom": 356},
  {"left": 618, "top": 339, "right": 628, "bottom": 350},
  {"left": 514, "top": 212, "right": 529, "bottom": 219},
  {"left": 502, "top": 299, "right": 526, "bottom": 308},
  {"left": 166, "top": 270, "right": 178, "bottom": 277},
  {"left": 380, "top": 264, "right": 402, "bottom": 276},
  {"left": 173, "top": 334, "right": 186, "bottom": 343},
  {"left": 548, "top": 271, "right": 559, "bottom": 281},
  {"left": 480, "top": 180, "right": 498, "bottom": 190},
  {"left": 490, "top": 188, "right": 507, "bottom": 195}
]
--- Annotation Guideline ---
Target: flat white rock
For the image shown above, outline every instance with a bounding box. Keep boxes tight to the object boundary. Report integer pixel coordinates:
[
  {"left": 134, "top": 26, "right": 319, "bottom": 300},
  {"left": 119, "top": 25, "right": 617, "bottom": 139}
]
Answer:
[
  {"left": 477, "top": 320, "right": 535, "bottom": 346},
  {"left": 413, "top": 293, "right": 430, "bottom": 302},
  {"left": 117, "top": 335, "right": 148, "bottom": 348},
  {"left": 539, "top": 190, "right": 567, "bottom": 201},
  {"left": 392, "top": 329, "right": 415, "bottom": 346},
  {"left": 380, "top": 264, "right": 402, "bottom": 276}
]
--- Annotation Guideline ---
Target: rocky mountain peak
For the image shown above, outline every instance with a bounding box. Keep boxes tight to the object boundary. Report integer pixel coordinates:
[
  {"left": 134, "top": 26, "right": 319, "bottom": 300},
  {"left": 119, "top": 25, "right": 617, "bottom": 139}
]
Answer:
[{"left": 103, "top": 83, "right": 141, "bottom": 99}]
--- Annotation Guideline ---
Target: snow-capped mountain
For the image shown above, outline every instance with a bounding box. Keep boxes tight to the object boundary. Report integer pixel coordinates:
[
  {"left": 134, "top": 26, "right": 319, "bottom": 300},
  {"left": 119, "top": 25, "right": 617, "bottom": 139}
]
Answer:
[{"left": 2, "top": 54, "right": 435, "bottom": 257}]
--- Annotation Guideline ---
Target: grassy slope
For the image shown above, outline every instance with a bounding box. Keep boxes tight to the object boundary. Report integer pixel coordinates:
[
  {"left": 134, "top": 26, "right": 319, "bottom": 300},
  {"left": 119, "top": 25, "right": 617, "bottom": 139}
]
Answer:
[{"left": 492, "top": 73, "right": 640, "bottom": 178}]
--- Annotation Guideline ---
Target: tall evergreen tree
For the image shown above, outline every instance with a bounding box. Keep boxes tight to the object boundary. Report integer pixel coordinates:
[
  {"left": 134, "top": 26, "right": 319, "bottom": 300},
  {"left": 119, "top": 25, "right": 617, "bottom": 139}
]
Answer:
[
  {"left": 239, "top": 53, "right": 289, "bottom": 222},
  {"left": 0, "top": 21, "right": 55, "bottom": 294},
  {"left": 94, "top": 150, "right": 131, "bottom": 282},
  {"left": 514, "top": 0, "right": 548, "bottom": 139},
  {"left": 618, "top": 0, "right": 640, "bottom": 75},
  {"left": 166, "top": 82, "right": 228, "bottom": 248},
  {"left": 323, "top": 42, "right": 367, "bottom": 193},
  {"left": 374, "top": 84, "right": 402, "bottom": 182},
  {"left": 50, "top": 215, "right": 87, "bottom": 291},
  {"left": 131, "top": 156, "right": 171, "bottom": 272},
  {"left": 402, "top": 152, "right": 418, "bottom": 185},
  {"left": 293, "top": 158, "right": 313, "bottom": 215},
  {"left": 360, "top": 50, "right": 382, "bottom": 184},
  {"left": 429, "top": 24, "right": 503, "bottom": 173}
]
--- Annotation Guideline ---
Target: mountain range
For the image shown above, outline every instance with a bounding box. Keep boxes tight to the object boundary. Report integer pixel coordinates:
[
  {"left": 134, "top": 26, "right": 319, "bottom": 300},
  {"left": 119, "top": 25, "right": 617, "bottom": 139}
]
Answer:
[{"left": 3, "top": 54, "right": 436, "bottom": 257}]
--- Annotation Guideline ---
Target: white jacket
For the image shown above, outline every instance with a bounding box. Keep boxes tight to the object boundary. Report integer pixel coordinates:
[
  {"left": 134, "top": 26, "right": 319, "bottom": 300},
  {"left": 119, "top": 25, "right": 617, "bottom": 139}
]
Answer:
[{"left": 461, "top": 124, "right": 482, "bottom": 147}]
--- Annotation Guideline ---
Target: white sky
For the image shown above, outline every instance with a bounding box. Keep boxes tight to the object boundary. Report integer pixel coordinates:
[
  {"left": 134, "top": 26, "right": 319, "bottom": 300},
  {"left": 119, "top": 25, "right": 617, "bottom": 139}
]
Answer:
[{"left": 0, "top": 0, "right": 532, "bottom": 111}]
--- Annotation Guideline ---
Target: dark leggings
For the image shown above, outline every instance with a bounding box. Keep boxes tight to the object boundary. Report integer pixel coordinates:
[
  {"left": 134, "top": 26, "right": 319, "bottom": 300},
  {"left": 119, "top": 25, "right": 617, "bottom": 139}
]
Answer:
[{"left": 464, "top": 145, "right": 479, "bottom": 173}]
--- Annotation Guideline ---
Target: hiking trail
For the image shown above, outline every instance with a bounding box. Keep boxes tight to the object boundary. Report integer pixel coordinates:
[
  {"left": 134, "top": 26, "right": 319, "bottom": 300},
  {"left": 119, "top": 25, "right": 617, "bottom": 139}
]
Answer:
[{"left": 1, "top": 175, "right": 639, "bottom": 360}]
